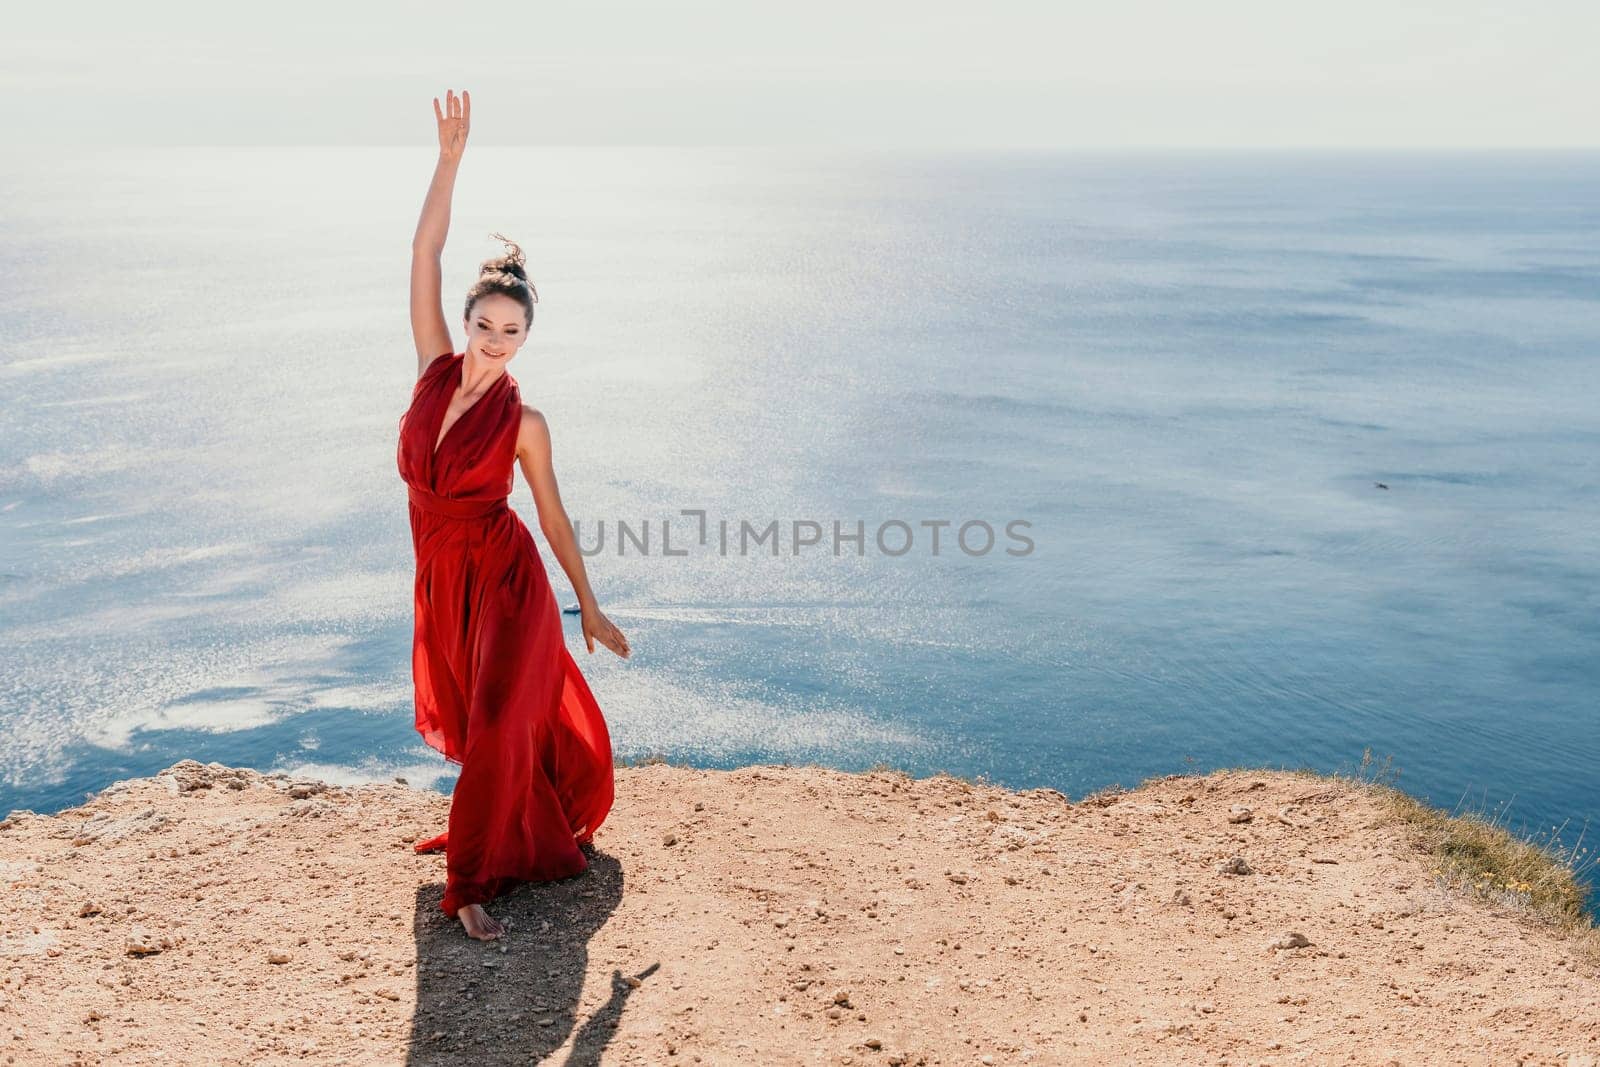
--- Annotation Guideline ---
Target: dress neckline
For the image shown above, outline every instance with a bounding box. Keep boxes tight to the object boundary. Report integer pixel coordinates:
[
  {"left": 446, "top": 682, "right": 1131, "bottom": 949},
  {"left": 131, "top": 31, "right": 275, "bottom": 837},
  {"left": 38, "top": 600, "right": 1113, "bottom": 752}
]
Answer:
[{"left": 431, "top": 354, "right": 508, "bottom": 460}]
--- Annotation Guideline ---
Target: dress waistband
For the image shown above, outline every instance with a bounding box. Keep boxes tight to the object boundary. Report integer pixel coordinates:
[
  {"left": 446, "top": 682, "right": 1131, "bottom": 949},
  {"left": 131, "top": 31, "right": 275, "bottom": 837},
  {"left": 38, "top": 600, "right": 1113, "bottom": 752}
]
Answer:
[{"left": 407, "top": 484, "right": 509, "bottom": 521}]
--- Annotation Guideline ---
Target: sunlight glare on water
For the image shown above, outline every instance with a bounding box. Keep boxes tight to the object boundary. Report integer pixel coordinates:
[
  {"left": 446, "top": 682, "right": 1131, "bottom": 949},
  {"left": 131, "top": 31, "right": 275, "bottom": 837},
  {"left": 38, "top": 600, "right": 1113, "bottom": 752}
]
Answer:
[{"left": 1, "top": 147, "right": 1597, "bottom": 908}]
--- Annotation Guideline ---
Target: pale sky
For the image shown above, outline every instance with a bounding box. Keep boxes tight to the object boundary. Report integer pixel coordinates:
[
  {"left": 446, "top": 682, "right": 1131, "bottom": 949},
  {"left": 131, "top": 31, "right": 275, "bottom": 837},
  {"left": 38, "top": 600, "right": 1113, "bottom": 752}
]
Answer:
[{"left": 6, "top": 0, "right": 1597, "bottom": 148}]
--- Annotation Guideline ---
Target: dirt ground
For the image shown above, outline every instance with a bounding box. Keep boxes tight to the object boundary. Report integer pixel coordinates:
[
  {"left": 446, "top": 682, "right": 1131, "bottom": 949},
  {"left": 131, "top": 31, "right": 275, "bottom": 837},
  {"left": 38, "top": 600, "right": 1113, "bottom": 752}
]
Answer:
[{"left": 1, "top": 758, "right": 1597, "bottom": 1066}]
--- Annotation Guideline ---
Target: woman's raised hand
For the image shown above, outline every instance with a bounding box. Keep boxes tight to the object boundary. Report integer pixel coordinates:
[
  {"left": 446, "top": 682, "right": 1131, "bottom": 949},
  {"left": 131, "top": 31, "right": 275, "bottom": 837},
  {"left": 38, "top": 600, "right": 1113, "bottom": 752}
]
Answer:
[{"left": 433, "top": 89, "right": 471, "bottom": 161}]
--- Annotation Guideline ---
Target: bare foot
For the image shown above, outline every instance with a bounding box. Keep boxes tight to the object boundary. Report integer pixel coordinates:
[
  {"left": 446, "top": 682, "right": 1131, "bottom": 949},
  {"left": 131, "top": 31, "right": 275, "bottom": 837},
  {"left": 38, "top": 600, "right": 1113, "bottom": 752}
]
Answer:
[{"left": 456, "top": 903, "right": 505, "bottom": 941}]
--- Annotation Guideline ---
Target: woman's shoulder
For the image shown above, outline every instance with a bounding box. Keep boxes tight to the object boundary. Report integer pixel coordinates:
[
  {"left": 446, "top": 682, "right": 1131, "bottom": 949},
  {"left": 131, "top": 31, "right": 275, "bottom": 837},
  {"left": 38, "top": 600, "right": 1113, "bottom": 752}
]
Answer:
[
  {"left": 512, "top": 402, "right": 550, "bottom": 457},
  {"left": 420, "top": 350, "right": 459, "bottom": 377},
  {"left": 407, "top": 351, "right": 458, "bottom": 403}
]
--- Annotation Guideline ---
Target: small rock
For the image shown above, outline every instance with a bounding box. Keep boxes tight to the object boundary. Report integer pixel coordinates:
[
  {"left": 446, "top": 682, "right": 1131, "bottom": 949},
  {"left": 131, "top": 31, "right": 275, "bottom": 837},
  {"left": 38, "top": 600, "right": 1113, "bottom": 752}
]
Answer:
[
  {"left": 162, "top": 760, "right": 215, "bottom": 793},
  {"left": 71, "top": 808, "right": 170, "bottom": 846},
  {"left": 286, "top": 798, "right": 336, "bottom": 818},
  {"left": 662, "top": 833, "right": 678, "bottom": 847},
  {"left": 1227, "top": 806, "right": 1253, "bottom": 824},
  {"left": 267, "top": 950, "right": 292, "bottom": 964},
  {"left": 124, "top": 929, "right": 170, "bottom": 956},
  {"left": 1272, "top": 931, "right": 1312, "bottom": 951},
  {"left": 1219, "top": 856, "right": 1252, "bottom": 875}
]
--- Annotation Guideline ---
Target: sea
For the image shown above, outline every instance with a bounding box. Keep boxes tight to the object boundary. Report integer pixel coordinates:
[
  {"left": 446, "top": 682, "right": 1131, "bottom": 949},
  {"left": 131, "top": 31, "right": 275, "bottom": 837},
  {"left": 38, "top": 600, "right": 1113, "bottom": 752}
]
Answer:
[{"left": 2, "top": 147, "right": 1596, "bottom": 910}]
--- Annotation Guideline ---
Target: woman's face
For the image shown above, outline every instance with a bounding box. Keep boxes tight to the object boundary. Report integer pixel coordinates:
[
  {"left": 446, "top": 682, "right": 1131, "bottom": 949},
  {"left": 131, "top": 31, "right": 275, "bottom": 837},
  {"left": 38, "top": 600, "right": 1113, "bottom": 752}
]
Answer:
[{"left": 464, "top": 292, "right": 531, "bottom": 365}]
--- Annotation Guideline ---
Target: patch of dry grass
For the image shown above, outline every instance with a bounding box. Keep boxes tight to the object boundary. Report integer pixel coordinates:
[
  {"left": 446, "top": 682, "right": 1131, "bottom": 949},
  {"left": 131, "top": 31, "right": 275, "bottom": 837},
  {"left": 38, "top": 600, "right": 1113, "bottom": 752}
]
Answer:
[{"left": 1203, "top": 748, "right": 1599, "bottom": 961}]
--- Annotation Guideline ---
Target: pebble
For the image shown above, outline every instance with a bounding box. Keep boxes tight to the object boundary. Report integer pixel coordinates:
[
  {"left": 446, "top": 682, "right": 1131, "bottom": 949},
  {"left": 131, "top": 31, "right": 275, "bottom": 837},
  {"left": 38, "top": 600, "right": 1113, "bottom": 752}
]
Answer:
[{"left": 124, "top": 929, "right": 170, "bottom": 957}]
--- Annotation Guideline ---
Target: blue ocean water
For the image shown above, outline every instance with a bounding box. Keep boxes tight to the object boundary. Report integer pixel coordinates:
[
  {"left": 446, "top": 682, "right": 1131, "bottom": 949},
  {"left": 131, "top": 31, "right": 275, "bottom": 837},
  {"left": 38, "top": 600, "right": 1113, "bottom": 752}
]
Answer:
[{"left": 2, "top": 148, "right": 1596, "bottom": 908}]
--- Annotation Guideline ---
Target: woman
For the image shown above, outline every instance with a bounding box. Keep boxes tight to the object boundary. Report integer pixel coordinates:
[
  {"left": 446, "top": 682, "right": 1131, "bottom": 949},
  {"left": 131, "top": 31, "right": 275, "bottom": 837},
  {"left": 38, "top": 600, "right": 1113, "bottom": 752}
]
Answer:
[{"left": 397, "top": 88, "right": 631, "bottom": 941}]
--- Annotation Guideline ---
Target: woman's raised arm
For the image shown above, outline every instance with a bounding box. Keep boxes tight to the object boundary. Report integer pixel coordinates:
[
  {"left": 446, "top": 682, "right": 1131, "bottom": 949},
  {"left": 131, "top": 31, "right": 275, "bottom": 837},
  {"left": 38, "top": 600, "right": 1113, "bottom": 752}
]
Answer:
[{"left": 410, "top": 89, "right": 471, "bottom": 377}]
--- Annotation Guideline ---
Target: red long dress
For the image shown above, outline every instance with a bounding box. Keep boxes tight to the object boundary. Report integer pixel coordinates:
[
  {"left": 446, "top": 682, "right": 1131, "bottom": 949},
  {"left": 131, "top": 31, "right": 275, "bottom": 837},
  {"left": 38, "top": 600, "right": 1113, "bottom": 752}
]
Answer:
[{"left": 396, "top": 351, "right": 615, "bottom": 917}]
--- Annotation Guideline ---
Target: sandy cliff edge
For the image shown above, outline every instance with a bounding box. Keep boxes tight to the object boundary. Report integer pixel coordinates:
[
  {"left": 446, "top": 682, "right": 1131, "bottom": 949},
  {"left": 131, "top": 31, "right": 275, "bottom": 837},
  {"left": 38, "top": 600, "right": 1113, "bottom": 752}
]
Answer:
[{"left": 2, "top": 759, "right": 1597, "bottom": 1066}]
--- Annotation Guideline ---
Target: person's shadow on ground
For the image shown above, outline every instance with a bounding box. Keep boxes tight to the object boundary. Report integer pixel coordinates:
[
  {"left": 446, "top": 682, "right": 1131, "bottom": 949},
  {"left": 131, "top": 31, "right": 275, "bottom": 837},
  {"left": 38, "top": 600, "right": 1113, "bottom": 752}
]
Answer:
[{"left": 407, "top": 847, "right": 654, "bottom": 1065}]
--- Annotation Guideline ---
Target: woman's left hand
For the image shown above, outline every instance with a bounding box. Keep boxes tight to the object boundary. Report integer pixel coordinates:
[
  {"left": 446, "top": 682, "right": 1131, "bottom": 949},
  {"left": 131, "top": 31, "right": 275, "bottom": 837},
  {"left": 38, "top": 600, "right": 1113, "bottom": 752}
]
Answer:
[{"left": 582, "top": 604, "right": 631, "bottom": 659}]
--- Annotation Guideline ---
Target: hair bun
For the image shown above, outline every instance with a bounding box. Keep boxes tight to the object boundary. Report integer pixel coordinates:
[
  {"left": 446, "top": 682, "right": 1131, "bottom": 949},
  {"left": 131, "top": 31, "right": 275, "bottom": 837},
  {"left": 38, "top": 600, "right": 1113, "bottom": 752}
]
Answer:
[
  {"left": 484, "top": 259, "right": 527, "bottom": 282},
  {"left": 482, "top": 231, "right": 528, "bottom": 282}
]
